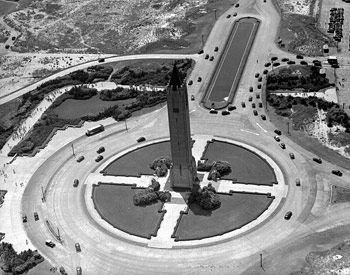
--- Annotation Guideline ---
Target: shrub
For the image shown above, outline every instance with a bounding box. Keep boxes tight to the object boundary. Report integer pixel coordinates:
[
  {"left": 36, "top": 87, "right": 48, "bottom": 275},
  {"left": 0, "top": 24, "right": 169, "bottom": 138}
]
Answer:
[
  {"left": 157, "top": 191, "right": 171, "bottom": 202},
  {"left": 188, "top": 183, "right": 221, "bottom": 210},
  {"left": 150, "top": 178, "right": 160, "bottom": 191},
  {"left": 197, "top": 161, "right": 212, "bottom": 172},
  {"left": 150, "top": 157, "right": 172, "bottom": 177}
]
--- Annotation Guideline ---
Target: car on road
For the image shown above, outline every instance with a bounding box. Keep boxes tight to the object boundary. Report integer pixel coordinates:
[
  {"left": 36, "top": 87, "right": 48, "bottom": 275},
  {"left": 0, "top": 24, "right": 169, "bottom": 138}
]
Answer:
[
  {"left": 76, "top": 156, "right": 84, "bottom": 163},
  {"left": 252, "top": 103, "right": 256, "bottom": 108},
  {"left": 235, "top": 3, "right": 239, "bottom": 7},
  {"left": 209, "top": 109, "right": 218, "bottom": 114},
  {"left": 76, "top": 267, "right": 82, "bottom": 275},
  {"left": 300, "top": 60, "right": 308, "bottom": 65},
  {"left": 255, "top": 73, "right": 260, "bottom": 78},
  {"left": 95, "top": 155, "right": 103, "bottom": 162},
  {"left": 137, "top": 137, "right": 146, "bottom": 143},
  {"left": 96, "top": 146, "right": 105, "bottom": 154},
  {"left": 197, "top": 77, "right": 202, "bottom": 82},
  {"left": 257, "top": 84, "right": 262, "bottom": 89},
  {"left": 284, "top": 211, "right": 292, "bottom": 220},
  {"left": 296, "top": 55, "right": 304, "bottom": 59},
  {"left": 228, "top": 105, "right": 236, "bottom": 111},
  {"left": 75, "top": 243, "right": 81, "bottom": 252},
  {"left": 233, "top": 12, "right": 237, "bottom": 16},
  {"left": 241, "top": 102, "right": 246, "bottom": 108},
  {"left": 258, "top": 102, "right": 263, "bottom": 108},
  {"left": 261, "top": 114, "right": 266, "bottom": 120},
  {"left": 221, "top": 110, "right": 230, "bottom": 116},
  {"left": 188, "top": 80, "right": 193, "bottom": 85},
  {"left": 287, "top": 60, "right": 296, "bottom": 65},
  {"left": 263, "top": 69, "right": 268, "bottom": 74},
  {"left": 249, "top": 86, "right": 253, "bottom": 92},
  {"left": 248, "top": 96, "right": 253, "bottom": 102},
  {"left": 209, "top": 56, "right": 214, "bottom": 61},
  {"left": 313, "top": 157, "right": 322, "bottom": 164},
  {"left": 191, "top": 95, "right": 195, "bottom": 101},
  {"left": 205, "top": 54, "right": 209, "bottom": 59},
  {"left": 256, "top": 93, "right": 260, "bottom": 99},
  {"left": 289, "top": 153, "right": 295, "bottom": 159},
  {"left": 73, "top": 179, "right": 79, "bottom": 187},
  {"left": 296, "top": 178, "right": 301, "bottom": 186},
  {"left": 34, "top": 212, "right": 39, "bottom": 221},
  {"left": 274, "top": 135, "right": 280, "bottom": 142},
  {"left": 273, "top": 62, "right": 280, "bottom": 67},
  {"left": 264, "top": 62, "right": 271, "bottom": 67},
  {"left": 226, "top": 14, "right": 231, "bottom": 18},
  {"left": 332, "top": 170, "right": 342, "bottom": 176},
  {"left": 214, "top": 46, "right": 219, "bottom": 51},
  {"left": 22, "top": 215, "right": 27, "bottom": 223},
  {"left": 274, "top": 129, "right": 282, "bottom": 135},
  {"left": 253, "top": 110, "right": 258, "bottom": 116},
  {"left": 271, "top": 56, "right": 278, "bottom": 61},
  {"left": 279, "top": 143, "right": 286, "bottom": 149},
  {"left": 281, "top": 58, "right": 289, "bottom": 62},
  {"left": 198, "top": 49, "right": 204, "bottom": 54},
  {"left": 258, "top": 76, "right": 263, "bottom": 82},
  {"left": 45, "top": 240, "right": 56, "bottom": 248}
]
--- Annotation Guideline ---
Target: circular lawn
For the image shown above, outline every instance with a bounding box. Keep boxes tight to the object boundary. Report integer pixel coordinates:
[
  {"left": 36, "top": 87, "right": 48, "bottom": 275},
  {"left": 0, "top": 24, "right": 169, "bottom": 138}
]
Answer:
[{"left": 92, "top": 183, "right": 164, "bottom": 239}]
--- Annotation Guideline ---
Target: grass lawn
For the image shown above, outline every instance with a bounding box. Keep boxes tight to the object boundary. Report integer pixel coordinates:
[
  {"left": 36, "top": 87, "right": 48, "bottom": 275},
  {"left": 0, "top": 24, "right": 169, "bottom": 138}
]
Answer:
[
  {"left": 102, "top": 141, "right": 171, "bottom": 176},
  {"left": 93, "top": 184, "right": 163, "bottom": 238},
  {"left": 331, "top": 185, "right": 350, "bottom": 204},
  {"left": 174, "top": 193, "right": 274, "bottom": 240},
  {"left": 202, "top": 140, "right": 276, "bottom": 185}
]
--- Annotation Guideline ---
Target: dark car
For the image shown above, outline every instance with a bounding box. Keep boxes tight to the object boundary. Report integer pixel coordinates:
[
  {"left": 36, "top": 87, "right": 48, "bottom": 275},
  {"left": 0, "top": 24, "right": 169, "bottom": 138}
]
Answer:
[
  {"left": 332, "top": 170, "right": 342, "bottom": 176},
  {"left": 22, "top": 215, "right": 27, "bottom": 223},
  {"left": 233, "top": 12, "right": 237, "bottom": 16},
  {"left": 248, "top": 96, "right": 253, "bottom": 102},
  {"left": 75, "top": 243, "right": 81, "bottom": 253},
  {"left": 198, "top": 49, "right": 204, "bottom": 54},
  {"left": 274, "top": 129, "right": 282, "bottom": 135},
  {"left": 188, "top": 80, "right": 193, "bottom": 85},
  {"left": 73, "top": 179, "right": 79, "bottom": 187},
  {"left": 191, "top": 95, "right": 195, "bottom": 101},
  {"left": 205, "top": 54, "right": 209, "bottom": 59},
  {"left": 258, "top": 102, "right": 263, "bottom": 108},
  {"left": 263, "top": 69, "right": 268, "bottom": 74},
  {"left": 241, "top": 102, "right": 246, "bottom": 108},
  {"left": 228, "top": 105, "right": 236, "bottom": 111},
  {"left": 34, "top": 212, "right": 39, "bottom": 221},
  {"left": 273, "top": 62, "right": 280, "bottom": 67},
  {"left": 289, "top": 153, "right": 295, "bottom": 159},
  {"left": 284, "top": 211, "right": 292, "bottom": 220},
  {"left": 76, "top": 156, "right": 85, "bottom": 163},
  {"left": 271, "top": 56, "right": 278, "bottom": 61},
  {"left": 214, "top": 46, "right": 219, "bottom": 51},
  {"left": 226, "top": 14, "right": 231, "bottom": 18},
  {"left": 256, "top": 93, "right": 260, "bottom": 99},
  {"left": 313, "top": 157, "right": 322, "bottom": 164},
  {"left": 279, "top": 143, "right": 286, "bottom": 149},
  {"left": 287, "top": 60, "right": 296, "bottom": 65},
  {"left": 281, "top": 58, "right": 289, "bottom": 62},
  {"left": 235, "top": 3, "right": 239, "bottom": 7},
  {"left": 255, "top": 73, "right": 260, "bottom": 78},
  {"left": 96, "top": 146, "right": 105, "bottom": 154},
  {"left": 209, "top": 109, "right": 218, "bottom": 114},
  {"left": 137, "top": 137, "right": 146, "bottom": 143},
  {"left": 76, "top": 267, "right": 82, "bottom": 275},
  {"left": 264, "top": 62, "right": 271, "bottom": 67},
  {"left": 296, "top": 55, "right": 304, "bottom": 59},
  {"left": 209, "top": 56, "right": 214, "bottom": 61},
  {"left": 258, "top": 76, "right": 263, "bottom": 82},
  {"left": 274, "top": 135, "right": 280, "bottom": 142},
  {"left": 253, "top": 110, "right": 258, "bottom": 116},
  {"left": 261, "top": 114, "right": 266, "bottom": 120},
  {"left": 45, "top": 240, "right": 56, "bottom": 248},
  {"left": 296, "top": 178, "right": 301, "bottom": 186},
  {"left": 257, "top": 84, "right": 262, "bottom": 89},
  {"left": 197, "top": 77, "right": 202, "bottom": 82},
  {"left": 95, "top": 155, "right": 103, "bottom": 162},
  {"left": 221, "top": 110, "right": 230, "bottom": 116},
  {"left": 252, "top": 103, "right": 256, "bottom": 108},
  {"left": 300, "top": 60, "right": 308, "bottom": 65},
  {"left": 249, "top": 86, "right": 253, "bottom": 92}
]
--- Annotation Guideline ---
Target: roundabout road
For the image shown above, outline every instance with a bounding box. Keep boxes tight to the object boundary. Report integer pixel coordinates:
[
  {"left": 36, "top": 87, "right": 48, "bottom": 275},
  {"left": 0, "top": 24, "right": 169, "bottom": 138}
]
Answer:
[{"left": 2, "top": 0, "right": 350, "bottom": 274}]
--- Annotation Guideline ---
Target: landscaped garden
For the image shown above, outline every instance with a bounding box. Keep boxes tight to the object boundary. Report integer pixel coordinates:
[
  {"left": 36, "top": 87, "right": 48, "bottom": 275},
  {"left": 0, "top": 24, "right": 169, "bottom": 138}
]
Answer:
[
  {"left": 201, "top": 140, "right": 277, "bottom": 185},
  {"left": 92, "top": 183, "right": 165, "bottom": 239},
  {"left": 102, "top": 141, "right": 171, "bottom": 177},
  {"left": 173, "top": 192, "right": 274, "bottom": 241}
]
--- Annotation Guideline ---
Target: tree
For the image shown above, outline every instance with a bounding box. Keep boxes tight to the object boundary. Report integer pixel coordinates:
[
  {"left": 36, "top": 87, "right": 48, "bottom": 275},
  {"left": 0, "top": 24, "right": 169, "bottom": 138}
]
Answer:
[{"left": 188, "top": 183, "right": 221, "bottom": 210}]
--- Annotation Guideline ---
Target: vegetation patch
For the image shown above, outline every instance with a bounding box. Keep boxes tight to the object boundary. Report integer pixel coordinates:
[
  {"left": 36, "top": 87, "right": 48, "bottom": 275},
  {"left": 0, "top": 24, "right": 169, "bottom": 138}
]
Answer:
[
  {"left": 133, "top": 178, "right": 171, "bottom": 206},
  {"left": 197, "top": 160, "right": 232, "bottom": 181},
  {"left": 149, "top": 156, "right": 172, "bottom": 177},
  {"left": 188, "top": 183, "right": 221, "bottom": 210}
]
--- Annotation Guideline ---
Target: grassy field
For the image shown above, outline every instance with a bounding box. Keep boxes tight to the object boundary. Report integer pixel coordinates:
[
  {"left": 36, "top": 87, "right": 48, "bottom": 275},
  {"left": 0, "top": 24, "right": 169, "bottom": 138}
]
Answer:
[
  {"left": 174, "top": 193, "right": 274, "bottom": 240},
  {"left": 331, "top": 185, "right": 350, "bottom": 204},
  {"left": 92, "top": 184, "right": 163, "bottom": 238},
  {"left": 202, "top": 140, "right": 277, "bottom": 185},
  {"left": 102, "top": 141, "right": 171, "bottom": 176}
]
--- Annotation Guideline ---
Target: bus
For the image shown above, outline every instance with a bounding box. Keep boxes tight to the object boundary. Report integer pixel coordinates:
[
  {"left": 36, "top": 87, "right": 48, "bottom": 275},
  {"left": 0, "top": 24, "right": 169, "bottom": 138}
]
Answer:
[{"left": 86, "top": 124, "right": 104, "bottom": 136}]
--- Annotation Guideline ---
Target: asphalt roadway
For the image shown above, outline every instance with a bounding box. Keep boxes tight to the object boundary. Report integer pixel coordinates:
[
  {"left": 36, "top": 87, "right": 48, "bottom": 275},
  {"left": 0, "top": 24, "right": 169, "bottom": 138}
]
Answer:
[{"left": 1, "top": 0, "right": 350, "bottom": 274}]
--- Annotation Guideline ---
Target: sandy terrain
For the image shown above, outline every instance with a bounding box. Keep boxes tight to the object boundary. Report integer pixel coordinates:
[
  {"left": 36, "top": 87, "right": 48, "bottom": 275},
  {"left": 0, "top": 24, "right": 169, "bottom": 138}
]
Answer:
[{"left": 277, "top": 0, "right": 312, "bottom": 15}]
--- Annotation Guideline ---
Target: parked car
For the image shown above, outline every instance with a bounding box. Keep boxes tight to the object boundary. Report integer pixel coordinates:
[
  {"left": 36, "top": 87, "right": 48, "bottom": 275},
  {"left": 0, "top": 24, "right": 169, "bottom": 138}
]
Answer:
[
  {"left": 263, "top": 69, "right": 268, "bottom": 74},
  {"left": 191, "top": 95, "right": 195, "bottom": 101},
  {"left": 264, "top": 62, "right": 271, "bottom": 67},
  {"left": 214, "top": 46, "right": 219, "bottom": 51},
  {"left": 257, "top": 84, "right": 262, "bottom": 89},
  {"left": 256, "top": 93, "right": 260, "bottom": 99},
  {"left": 248, "top": 96, "right": 253, "bottom": 102},
  {"left": 235, "top": 3, "right": 239, "bottom": 7},
  {"left": 295, "top": 178, "right": 301, "bottom": 186},
  {"left": 209, "top": 109, "right": 218, "bottom": 114},
  {"left": 45, "top": 240, "right": 56, "bottom": 248},
  {"left": 95, "top": 155, "right": 103, "bottom": 162},
  {"left": 197, "top": 77, "right": 202, "bottom": 82},
  {"left": 296, "top": 55, "right": 304, "bottom": 59},
  {"left": 253, "top": 110, "right": 258, "bottom": 116},
  {"left": 332, "top": 170, "right": 342, "bottom": 176},
  {"left": 226, "top": 14, "right": 231, "bottom": 18},
  {"left": 221, "top": 110, "right": 230, "bottom": 116},
  {"left": 228, "top": 105, "right": 236, "bottom": 111},
  {"left": 96, "top": 146, "right": 105, "bottom": 154},
  {"left": 75, "top": 243, "right": 81, "bottom": 253},
  {"left": 258, "top": 76, "right": 263, "bottom": 82},
  {"left": 233, "top": 12, "right": 237, "bottom": 16},
  {"left": 76, "top": 156, "right": 85, "bottom": 163},
  {"left": 281, "top": 58, "right": 289, "bottom": 62},
  {"left": 198, "top": 49, "right": 204, "bottom": 54},
  {"left": 274, "top": 135, "right": 280, "bottom": 142},
  {"left": 22, "top": 215, "right": 27, "bottom": 223},
  {"left": 300, "top": 60, "right": 308, "bottom": 65},
  {"left": 252, "top": 103, "right": 256, "bottom": 108},
  {"left": 273, "top": 62, "right": 280, "bottom": 67},
  {"left": 188, "top": 80, "right": 193, "bottom": 85},
  {"left": 274, "top": 129, "right": 282, "bottom": 135},
  {"left": 289, "top": 153, "right": 295, "bottom": 159},
  {"left": 313, "top": 157, "right": 322, "bottom": 164},
  {"left": 73, "top": 179, "right": 79, "bottom": 187},
  {"left": 287, "top": 60, "right": 296, "bottom": 65},
  {"left": 258, "top": 102, "right": 263, "bottom": 108},
  {"left": 255, "top": 73, "right": 260, "bottom": 78},
  {"left": 76, "top": 267, "right": 82, "bottom": 275},
  {"left": 271, "top": 56, "right": 278, "bottom": 61},
  {"left": 279, "top": 143, "right": 286, "bottom": 149},
  {"left": 261, "top": 114, "right": 266, "bottom": 120},
  {"left": 241, "top": 102, "right": 246, "bottom": 108},
  {"left": 209, "top": 56, "right": 214, "bottom": 61},
  {"left": 205, "top": 54, "right": 209, "bottom": 59},
  {"left": 249, "top": 86, "right": 253, "bottom": 92},
  {"left": 34, "top": 212, "right": 39, "bottom": 221},
  {"left": 137, "top": 137, "right": 146, "bottom": 143},
  {"left": 284, "top": 211, "right": 292, "bottom": 220}
]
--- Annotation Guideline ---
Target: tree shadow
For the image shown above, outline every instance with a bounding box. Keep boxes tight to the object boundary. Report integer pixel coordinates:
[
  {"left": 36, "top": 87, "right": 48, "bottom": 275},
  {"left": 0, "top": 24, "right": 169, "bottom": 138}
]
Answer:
[{"left": 188, "top": 202, "right": 212, "bottom": 217}]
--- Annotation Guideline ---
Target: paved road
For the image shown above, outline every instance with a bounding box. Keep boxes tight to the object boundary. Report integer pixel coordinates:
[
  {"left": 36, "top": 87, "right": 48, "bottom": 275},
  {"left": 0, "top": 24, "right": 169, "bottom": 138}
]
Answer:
[{"left": 1, "top": 0, "right": 350, "bottom": 274}]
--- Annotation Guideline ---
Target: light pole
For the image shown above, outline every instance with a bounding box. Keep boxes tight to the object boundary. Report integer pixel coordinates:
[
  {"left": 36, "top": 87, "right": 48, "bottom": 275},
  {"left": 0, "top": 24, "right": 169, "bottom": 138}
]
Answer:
[
  {"left": 41, "top": 186, "right": 45, "bottom": 202},
  {"left": 214, "top": 9, "right": 217, "bottom": 20},
  {"left": 71, "top": 143, "right": 75, "bottom": 157},
  {"left": 287, "top": 121, "right": 290, "bottom": 135},
  {"left": 260, "top": 253, "right": 264, "bottom": 271},
  {"left": 124, "top": 120, "right": 128, "bottom": 131},
  {"left": 201, "top": 34, "right": 204, "bottom": 47}
]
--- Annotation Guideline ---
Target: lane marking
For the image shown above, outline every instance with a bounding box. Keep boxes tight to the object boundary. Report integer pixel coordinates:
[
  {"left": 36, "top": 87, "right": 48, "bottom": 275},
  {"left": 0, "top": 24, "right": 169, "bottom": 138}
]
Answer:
[
  {"left": 256, "top": 123, "right": 267, "bottom": 132},
  {"left": 240, "top": 129, "right": 259, "bottom": 136}
]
